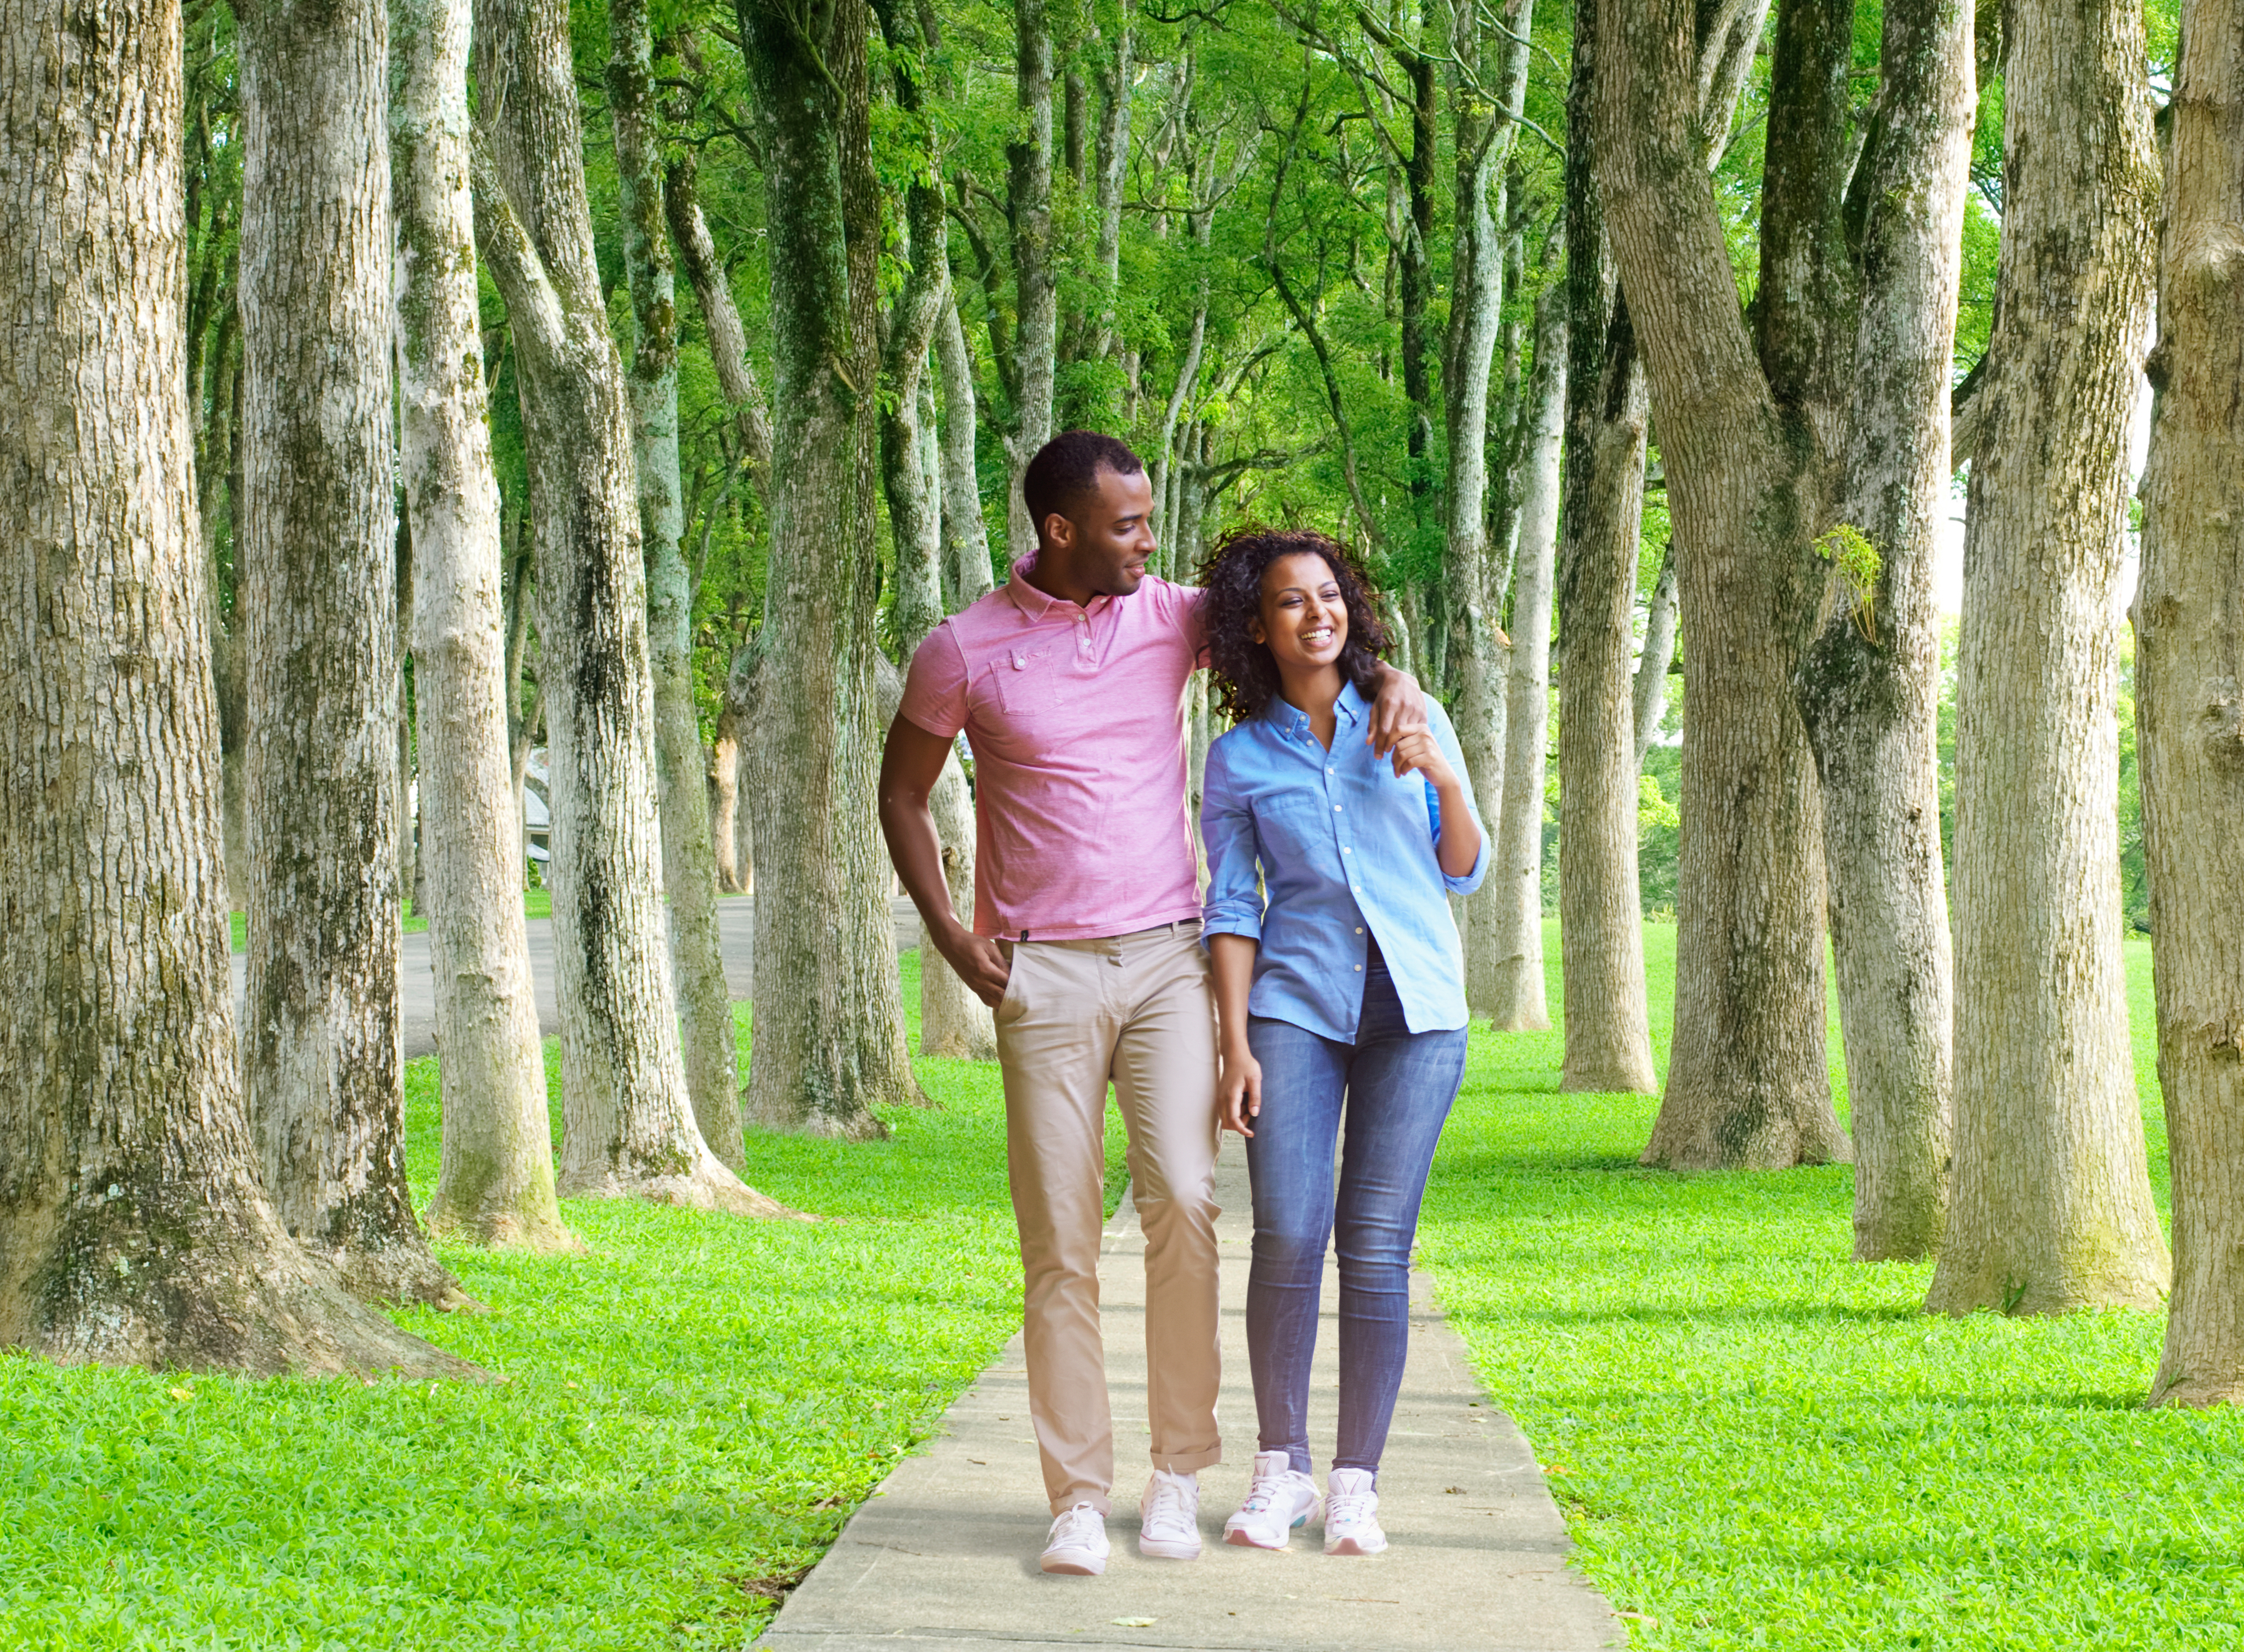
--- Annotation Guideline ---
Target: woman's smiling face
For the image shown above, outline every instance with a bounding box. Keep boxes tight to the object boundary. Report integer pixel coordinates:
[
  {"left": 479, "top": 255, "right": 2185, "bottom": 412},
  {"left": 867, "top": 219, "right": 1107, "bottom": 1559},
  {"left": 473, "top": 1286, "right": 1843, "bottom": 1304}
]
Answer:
[{"left": 1251, "top": 551, "right": 1350, "bottom": 675}]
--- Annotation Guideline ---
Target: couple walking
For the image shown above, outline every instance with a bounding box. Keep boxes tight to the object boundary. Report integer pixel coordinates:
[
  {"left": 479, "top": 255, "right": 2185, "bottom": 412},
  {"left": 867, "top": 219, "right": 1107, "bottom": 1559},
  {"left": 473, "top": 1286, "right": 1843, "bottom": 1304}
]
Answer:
[{"left": 878, "top": 430, "right": 1486, "bottom": 1574}]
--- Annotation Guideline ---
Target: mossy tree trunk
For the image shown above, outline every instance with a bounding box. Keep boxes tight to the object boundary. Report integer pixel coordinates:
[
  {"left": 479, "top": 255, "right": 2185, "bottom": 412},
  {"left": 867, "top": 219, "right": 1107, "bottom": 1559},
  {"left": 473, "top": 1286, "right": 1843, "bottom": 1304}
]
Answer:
[
  {"left": 472, "top": 0, "right": 784, "bottom": 1215},
  {"left": 2139, "top": 0, "right": 2244, "bottom": 1404},
  {"left": 391, "top": 0, "right": 573, "bottom": 1251},
  {"left": 1925, "top": 0, "right": 2169, "bottom": 1315},
  {"left": 1489, "top": 275, "right": 1565, "bottom": 1032},
  {"left": 1795, "top": 0, "right": 1973, "bottom": 1261},
  {"left": 237, "top": 0, "right": 461, "bottom": 1306},
  {"left": 1447, "top": 0, "right": 1527, "bottom": 1023},
  {"left": 608, "top": 0, "right": 744, "bottom": 1171},
  {"left": 1598, "top": 0, "right": 1855, "bottom": 1167},
  {"left": 734, "top": 0, "right": 925, "bottom": 1135},
  {"left": 1554, "top": 0, "right": 1659, "bottom": 1095},
  {"left": 1005, "top": 0, "right": 1056, "bottom": 560},
  {"left": 0, "top": 0, "right": 475, "bottom": 1377}
]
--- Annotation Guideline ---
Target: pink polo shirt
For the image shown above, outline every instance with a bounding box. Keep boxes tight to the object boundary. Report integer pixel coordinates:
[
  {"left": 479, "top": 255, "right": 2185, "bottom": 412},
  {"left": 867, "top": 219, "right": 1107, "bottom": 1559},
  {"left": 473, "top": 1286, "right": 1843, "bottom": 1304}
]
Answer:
[{"left": 899, "top": 556, "right": 1207, "bottom": 941}]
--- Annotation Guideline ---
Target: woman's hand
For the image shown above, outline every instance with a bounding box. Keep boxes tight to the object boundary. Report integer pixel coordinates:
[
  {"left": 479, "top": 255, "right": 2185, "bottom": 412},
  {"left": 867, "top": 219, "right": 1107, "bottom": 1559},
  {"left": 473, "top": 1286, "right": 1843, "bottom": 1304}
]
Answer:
[
  {"left": 1219, "top": 1045, "right": 1263, "bottom": 1137},
  {"left": 1387, "top": 726, "right": 1459, "bottom": 788}
]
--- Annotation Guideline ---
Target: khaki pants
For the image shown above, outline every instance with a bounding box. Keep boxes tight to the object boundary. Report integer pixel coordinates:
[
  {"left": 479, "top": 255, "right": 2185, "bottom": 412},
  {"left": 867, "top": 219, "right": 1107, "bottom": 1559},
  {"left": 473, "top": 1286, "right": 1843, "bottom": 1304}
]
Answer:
[{"left": 995, "top": 921, "right": 1223, "bottom": 1515}]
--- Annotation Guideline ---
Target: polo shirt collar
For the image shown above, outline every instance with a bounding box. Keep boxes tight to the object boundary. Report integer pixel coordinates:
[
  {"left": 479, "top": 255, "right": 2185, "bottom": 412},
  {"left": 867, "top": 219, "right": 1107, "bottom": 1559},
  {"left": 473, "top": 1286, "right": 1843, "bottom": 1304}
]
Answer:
[
  {"left": 1266, "top": 678, "right": 1366, "bottom": 743},
  {"left": 1006, "top": 554, "right": 1111, "bottom": 622}
]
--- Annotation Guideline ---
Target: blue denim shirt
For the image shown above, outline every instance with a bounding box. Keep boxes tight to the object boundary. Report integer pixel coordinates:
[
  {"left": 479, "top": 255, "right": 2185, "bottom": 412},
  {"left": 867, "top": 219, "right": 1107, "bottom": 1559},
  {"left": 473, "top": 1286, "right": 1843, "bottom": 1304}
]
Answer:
[{"left": 1201, "top": 681, "right": 1488, "bottom": 1041}]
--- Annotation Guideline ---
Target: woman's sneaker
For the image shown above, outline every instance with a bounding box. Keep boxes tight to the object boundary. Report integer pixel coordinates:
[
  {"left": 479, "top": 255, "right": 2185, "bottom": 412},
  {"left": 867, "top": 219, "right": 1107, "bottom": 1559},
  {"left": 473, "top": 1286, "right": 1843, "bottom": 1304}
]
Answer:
[
  {"left": 1322, "top": 1467, "right": 1387, "bottom": 1555},
  {"left": 1137, "top": 1469, "right": 1203, "bottom": 1560},
  {"left": 1040, "top": 1503, "right": 1110, "bottom": 1575},
  {"left": 1223, "top": 1450, "right": 1321, "bottom": 1550}
]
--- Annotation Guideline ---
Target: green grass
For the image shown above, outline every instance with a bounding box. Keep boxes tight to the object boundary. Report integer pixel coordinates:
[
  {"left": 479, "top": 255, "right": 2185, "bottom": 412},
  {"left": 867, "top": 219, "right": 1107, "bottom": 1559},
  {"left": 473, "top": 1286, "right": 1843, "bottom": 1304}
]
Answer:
[
  {"left": 1420, "top": 922, "right": 2242, "bottom": 1651},
  {"left": 0, "top": 954, "right": 1121, "bottom": 1650},
  {"left": 8, "top": 930, "right": 2235, "bottom": 1650},
  {"left": 230, "top": 889, "right": 559, "bottom": 952}
]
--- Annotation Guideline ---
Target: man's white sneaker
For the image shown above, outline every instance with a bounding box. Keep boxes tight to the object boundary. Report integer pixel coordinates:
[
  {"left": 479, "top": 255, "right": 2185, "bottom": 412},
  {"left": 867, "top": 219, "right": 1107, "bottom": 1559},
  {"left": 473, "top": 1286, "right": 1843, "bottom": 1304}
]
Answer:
[
  {"left": 1322, "top": 1467, "right": 1387, "bottom": 1555},
  {"left": 1137, "top": 1469, "right": 1203, "bottom": 1560},
  {"left": 1223, "top": 1449, "right": 1321, "bottom": 1550},
  {"left": 1041, "top": 1503, "right": 1110, "bottom": 1575}
]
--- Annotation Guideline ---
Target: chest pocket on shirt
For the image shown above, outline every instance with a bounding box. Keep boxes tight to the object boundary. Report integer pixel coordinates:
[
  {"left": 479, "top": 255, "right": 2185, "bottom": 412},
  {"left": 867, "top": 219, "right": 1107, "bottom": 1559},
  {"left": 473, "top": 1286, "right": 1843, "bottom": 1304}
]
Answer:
[
  {"left": 990, "top": 645, "right": 1060, "bottom": 715},
  {"left": 1251, "top": 788, "right": 1338, "bottom": 868}
]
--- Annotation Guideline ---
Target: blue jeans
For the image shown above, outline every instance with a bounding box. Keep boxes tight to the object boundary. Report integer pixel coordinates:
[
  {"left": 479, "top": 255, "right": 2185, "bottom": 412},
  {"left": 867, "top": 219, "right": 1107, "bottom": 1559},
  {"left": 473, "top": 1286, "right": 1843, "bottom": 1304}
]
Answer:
[{"left": 1242, "top": 949, "right": 1467, "bottom": 1478}]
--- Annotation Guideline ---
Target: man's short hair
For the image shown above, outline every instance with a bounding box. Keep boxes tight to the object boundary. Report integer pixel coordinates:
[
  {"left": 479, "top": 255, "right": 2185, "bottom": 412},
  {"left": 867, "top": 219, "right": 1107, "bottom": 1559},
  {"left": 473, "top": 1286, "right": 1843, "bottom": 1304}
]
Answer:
[{"left": 1022, "top": 430, "right": 1145, "bottom": 539}]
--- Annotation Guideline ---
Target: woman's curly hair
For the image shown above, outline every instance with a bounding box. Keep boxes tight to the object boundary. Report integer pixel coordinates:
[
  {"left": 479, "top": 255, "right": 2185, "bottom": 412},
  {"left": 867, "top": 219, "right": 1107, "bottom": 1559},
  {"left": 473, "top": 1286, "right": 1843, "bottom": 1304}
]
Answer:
[{"left": 1195, "top": 526, "right": 1390, "bottom": 723}]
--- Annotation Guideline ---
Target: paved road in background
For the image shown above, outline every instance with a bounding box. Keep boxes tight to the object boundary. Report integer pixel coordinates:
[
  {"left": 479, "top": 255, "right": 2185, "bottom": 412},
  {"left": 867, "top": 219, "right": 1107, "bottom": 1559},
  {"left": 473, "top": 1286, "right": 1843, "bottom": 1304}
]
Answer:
[{"left": 230, "top": 895, "right": 922, "bottom": 1061}]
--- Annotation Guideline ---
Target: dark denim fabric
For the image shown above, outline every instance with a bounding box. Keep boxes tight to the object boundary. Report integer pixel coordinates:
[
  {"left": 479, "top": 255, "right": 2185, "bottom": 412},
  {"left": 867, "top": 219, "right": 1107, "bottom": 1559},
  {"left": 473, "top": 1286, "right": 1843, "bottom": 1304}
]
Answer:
[{"left": 1242, "top": 945, "right": 1467, "bottom": 1478}]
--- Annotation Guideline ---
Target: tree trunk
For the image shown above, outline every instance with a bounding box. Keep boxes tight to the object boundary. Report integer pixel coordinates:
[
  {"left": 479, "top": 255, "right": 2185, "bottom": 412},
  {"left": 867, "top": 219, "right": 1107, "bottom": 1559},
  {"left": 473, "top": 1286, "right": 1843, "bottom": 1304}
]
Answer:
[
  {"left": 1631, "top": 546, "right": 1676, "bottom": 769},
  {"left": 2139, "top": 0, "right": 2244, "bottom": 1404},
  {"left": 474, "top": 0, "right": 783, "bottom": 1215},
  {"left": 1795, "top": 0, "right": 1973, "bottom": 1261},
  {"left": 1488, "top": 279, "right": 1565, "bottom": 1032},
  {"left": 710, "top": 699, "right": 746, "bottom": 892},
  {"left": 392, "top": 0, "right": 573, "bottom": 1251},
  {"left": 237, "top": 0, "right": 462, "bottom": 1307},
  {"left": 1447, "top": 0, "right": 1529, "bottom": 1022},
  {"left": 1926, "top": 0, "right": 2168, "bottom": 1315},
  {"left": 666, "top": 150, "right": 774, "bottom": 490},
  {"left": 936, "top": 294, "right": 995, "bottom": 606},
  {"left": 609, "top": 0, "right": 743, "bottom": 1171},
  {"left": 1006, "top": 0, "right": 1057, "bottom": 559},
  {"left": 735, "top": 0, "right": 926, "bottom": 1136},
  {"left": 1553, "top": 0, "right": 1658, "bottom": 1094},
  {"left": 1598, "top": 0, "right": 1850, "bottom": 1165},
  {"left": 0, "top": 0, "right": 473, "bottom": 1377},
  {"left": 1086, "top": 11, "right": 1134, "bottom": 360},
  {"left": 396, "top": 524, "right": 419, "bottom": 920}
]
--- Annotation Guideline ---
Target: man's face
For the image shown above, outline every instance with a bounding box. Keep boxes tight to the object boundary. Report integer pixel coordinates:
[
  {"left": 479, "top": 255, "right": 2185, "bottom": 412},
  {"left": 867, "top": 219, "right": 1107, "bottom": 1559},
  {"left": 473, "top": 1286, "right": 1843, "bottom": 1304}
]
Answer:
[{"left": 1044, "top": 468, "right": 1158, "bottom": 597}]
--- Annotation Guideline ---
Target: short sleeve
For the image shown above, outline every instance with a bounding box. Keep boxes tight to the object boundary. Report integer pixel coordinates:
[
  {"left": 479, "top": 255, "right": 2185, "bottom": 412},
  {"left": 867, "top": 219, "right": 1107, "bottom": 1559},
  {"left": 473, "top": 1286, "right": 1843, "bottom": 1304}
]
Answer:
[
  {"left": 1174, "top": 583, "right": 1211, "bottom": 668},
  {"left": 899, "top": 623, "right": 971, "bottom": 739},
  {"left": 1424, "top": 700, "right": 1490, "bottom": 897}
]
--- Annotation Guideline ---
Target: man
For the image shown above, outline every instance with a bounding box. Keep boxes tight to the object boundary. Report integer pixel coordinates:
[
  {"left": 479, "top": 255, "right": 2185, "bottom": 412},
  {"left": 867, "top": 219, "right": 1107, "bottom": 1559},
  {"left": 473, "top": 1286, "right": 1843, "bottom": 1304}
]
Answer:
[{"left": 877, "top": 430, "right": 1424, "bottom": 1576}]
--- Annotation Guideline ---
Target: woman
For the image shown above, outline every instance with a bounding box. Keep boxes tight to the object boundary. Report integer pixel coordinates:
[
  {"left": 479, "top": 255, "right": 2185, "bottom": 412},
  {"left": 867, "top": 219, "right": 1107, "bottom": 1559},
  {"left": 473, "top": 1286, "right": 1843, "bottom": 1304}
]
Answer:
[{"left": 1197, "top": 528, "right": 1486, "bottom": 1557}]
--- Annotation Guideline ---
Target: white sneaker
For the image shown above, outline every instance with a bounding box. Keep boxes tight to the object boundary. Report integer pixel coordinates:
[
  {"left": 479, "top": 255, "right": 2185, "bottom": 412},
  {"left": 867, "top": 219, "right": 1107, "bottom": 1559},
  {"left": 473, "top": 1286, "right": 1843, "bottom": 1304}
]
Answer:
[
  {"left": 1041, "top": 1502, "right": 1110, "bottom": 1575},
  {"left": 1322, "top": 1466, "right": 1386, "bottom": 1555},
  {"left": 1137, "top": 1468, "right": 1203, "bottom": 1560},
  {"left": 1223, "top": 1449, "right": 1321, "bottom": 1550}
]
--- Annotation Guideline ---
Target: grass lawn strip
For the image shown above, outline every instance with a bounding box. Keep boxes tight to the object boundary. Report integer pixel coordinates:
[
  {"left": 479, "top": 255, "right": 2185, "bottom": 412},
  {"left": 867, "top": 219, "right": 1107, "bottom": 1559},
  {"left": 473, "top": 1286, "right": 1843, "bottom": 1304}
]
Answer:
[{"left": 1420, "top": 923, "right": 2243, "bottom": 1651}]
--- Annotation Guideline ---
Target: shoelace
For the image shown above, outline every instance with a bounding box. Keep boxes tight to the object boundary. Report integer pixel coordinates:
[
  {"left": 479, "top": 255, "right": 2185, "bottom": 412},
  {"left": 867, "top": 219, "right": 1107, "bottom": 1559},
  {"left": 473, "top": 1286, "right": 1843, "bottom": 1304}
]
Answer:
[
  {"left": 1049, "top": 1504, "right": 1102, "bottom": 1546},
  {"left": 1326, "top": 1489, "right": 1374, "bottom": 1528},
  {"left": 1239, "top": 1470, "right": 1286, "bottom": 1515},
  {"left": 1144, "top": 1478, "right": 1195, "bottom": 1534}
]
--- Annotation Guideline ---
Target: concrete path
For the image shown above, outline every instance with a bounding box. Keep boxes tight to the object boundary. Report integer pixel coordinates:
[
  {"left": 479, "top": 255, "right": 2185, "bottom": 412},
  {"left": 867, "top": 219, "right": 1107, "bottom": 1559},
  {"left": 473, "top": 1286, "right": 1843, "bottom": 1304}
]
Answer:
[
  {"left": 230, "top": 895, "right": 921, "bottom": 1061},
  {"left": 756, "top": 1141, "right": 1621, "bottom": 1652}
]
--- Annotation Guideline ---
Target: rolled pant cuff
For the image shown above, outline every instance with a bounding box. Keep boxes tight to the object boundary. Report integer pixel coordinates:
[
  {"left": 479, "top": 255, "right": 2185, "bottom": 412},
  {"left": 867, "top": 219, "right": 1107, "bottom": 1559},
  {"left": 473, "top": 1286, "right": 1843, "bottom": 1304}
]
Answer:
[
  {"left": 1050, "top": 1490, "right": 1113, "bottom": 1518},
  {"left": 1150, "top": 1443, "right": 1223, "bottom": 1476}
]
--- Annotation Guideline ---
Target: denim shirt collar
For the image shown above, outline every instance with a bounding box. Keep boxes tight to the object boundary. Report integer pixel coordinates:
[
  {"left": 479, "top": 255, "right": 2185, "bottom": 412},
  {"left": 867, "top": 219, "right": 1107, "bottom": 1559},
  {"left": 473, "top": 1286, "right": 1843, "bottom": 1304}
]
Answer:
[{"left": 1264, "top": 678, "right": 1367, "bottom": 745}]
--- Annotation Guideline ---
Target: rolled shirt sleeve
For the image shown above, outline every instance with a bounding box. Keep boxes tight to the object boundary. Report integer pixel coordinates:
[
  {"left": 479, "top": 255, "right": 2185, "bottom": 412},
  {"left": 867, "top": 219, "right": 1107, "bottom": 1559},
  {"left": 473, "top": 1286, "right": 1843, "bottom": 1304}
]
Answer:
[
  {"left": 1424, "top": 700, "right": 1490, "bottom": 897},
  {"left": 1199, "top": 739, "right": 1265, "bottom": 944}
]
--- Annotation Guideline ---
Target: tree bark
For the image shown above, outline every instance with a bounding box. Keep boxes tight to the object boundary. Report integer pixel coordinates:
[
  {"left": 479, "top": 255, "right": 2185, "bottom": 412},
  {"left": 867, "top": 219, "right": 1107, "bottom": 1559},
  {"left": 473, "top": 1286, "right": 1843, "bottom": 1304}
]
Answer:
[
  {"left": 1598, "top": 0, "right": 1851, "bottom": 1165},
  {"left": 1086, "top": 9, "right": 1134, "bottom": 360},
  {"left": 1795, "top": 0, "right": 1973, "bottom": 1261},
  {"left": 1632, "top": 546, "right": 1677, "bottom": 769},
  {"left": 392, "top": 0, "right": 574, "bottom": 1251},
  {"left": 709, "top": 698, "right": 747, "bottom": 892},
  {"left": 609, "top": 0, "right": 744, "bottom": 1171},
  {"left": 0, "top": 0, "right": 474, "bottom": 1376},
  {"left": 237, "top": 0, "right": 461, "bottom": 1306},
  {"left": 1926, "top": 0, "right": 2168, "bottom": 1314},
  {"left": 1006, "top": 0, "right": 1057, "bottom": 559},
  {"left": 735, "top": 0, "right": 926, "bottom": 1135},
  {"left": 474, "top": 0, "right": 783, "bottom": 1215},
  {"left": 1447, "top": 0, "right": 1530, "bottom": 1022},
  {"left": 2139, "top": 0, "right": 2244, "bottom": 1404},
  {"left": 936, "top": 293, "right": 996, "bottom": 607},
  {"left": 1488, "top": 279, "right": 1565, "bottom": 1032},
  {"left": 666, "top": 151, "right": 774, "bottom": 490},
  {"left": 1554, "top": 0, "right": 1658, "bottom": 1094}
]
